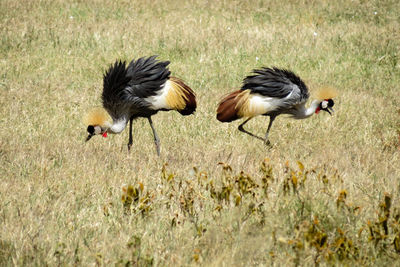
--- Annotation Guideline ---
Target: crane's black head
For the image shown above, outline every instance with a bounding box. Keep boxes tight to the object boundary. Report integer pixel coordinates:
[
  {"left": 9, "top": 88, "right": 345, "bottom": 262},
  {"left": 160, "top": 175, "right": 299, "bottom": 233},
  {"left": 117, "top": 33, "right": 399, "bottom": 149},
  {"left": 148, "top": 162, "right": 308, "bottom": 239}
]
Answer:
[
  {"left": 316, "top": 99, "right": 334, "bottom": 115},
  {"left": 86, "top": 125, "right": 107, "bottom": 142}
]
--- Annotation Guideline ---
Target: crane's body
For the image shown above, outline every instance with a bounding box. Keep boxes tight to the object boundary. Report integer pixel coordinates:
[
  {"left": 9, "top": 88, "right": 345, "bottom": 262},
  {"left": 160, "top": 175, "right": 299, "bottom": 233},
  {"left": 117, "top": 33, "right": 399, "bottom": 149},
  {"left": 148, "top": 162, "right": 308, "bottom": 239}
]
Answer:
[
  {"left": 85, "top": 56, "right": 196, "bottom": 155},
  {"left": 217, "top": 67, "right": 335, "bottom": 144}
]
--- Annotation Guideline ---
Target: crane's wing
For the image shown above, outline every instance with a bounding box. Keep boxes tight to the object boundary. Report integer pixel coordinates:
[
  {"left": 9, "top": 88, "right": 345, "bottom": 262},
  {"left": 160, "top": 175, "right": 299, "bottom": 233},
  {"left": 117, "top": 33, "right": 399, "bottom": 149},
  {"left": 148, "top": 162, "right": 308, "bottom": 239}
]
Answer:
[
  {"left": 102, "top": 56, "right": 171, "bottom": 118},
  {"left": 102, "top": 60, "right": 131, "bottom": 117},
  {"left": 241, "top": 67, "right": 309, "bottom": 104},
  {"left": 124, "top": 56, "right": 170, "bottom": 99}
]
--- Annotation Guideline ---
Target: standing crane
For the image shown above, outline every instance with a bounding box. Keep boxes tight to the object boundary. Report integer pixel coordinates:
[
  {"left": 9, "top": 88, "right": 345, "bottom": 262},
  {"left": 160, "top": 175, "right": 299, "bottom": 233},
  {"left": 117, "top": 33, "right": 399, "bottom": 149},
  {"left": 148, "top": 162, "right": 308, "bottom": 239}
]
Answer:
[
  {"left": 84, "top": 56, "right": 196, "bottom": 156},
  {"left": 216, "top": 67, "right": 336, "bottom": 145}
]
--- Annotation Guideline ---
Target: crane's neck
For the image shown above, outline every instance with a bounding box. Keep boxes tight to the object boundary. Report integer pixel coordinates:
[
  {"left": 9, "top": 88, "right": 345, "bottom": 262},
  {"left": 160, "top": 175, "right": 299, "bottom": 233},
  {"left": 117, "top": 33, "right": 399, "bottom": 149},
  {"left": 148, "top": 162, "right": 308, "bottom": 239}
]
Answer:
[
  {"left": 296, "top": 100, "right": 321, "bottom": 119},
  {"left": 105, "top": 117, "right": 128, "bottom": 134}
]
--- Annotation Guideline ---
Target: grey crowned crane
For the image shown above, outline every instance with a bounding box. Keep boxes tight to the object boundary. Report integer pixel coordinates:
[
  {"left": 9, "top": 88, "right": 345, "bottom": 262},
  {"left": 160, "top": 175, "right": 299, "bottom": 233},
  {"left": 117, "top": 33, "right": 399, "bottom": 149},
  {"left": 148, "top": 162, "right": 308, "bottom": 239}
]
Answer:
[
  {"left": 85, "top": 56, "right": 196, "bottom": 156},
  {"left": 216, "top": 67, "right": 336, "bottom": 145}
]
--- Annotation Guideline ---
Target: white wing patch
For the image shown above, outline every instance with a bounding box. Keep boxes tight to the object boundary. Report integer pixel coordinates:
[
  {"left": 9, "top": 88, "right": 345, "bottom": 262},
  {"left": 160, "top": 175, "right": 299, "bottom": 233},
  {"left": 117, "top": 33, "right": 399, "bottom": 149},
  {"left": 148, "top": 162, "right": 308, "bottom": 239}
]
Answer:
[
  {"left": 238, "top": 93, "right": 282, "bottom": 117},
  {"left": 144, "top": 81, "right": 172, "bottom": 110}
]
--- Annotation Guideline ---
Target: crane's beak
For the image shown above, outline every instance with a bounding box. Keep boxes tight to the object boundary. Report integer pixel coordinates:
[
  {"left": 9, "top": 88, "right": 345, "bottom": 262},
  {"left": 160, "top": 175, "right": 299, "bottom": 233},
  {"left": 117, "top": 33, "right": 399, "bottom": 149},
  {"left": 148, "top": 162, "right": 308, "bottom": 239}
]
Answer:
[
  {"left": 327, "top": 107, "right": 334, "bottom": 116},
  {"left": 86, "top": 134, "right": 94, "bottom": 142}
]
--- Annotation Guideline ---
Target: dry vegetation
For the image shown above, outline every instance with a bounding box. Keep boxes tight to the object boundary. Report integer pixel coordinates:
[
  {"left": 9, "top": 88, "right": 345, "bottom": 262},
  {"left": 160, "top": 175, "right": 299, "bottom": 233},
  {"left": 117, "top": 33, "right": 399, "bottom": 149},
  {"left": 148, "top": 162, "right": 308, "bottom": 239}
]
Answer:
[{"left": 1, "top": 0, "right": 400, "bottom": 265}]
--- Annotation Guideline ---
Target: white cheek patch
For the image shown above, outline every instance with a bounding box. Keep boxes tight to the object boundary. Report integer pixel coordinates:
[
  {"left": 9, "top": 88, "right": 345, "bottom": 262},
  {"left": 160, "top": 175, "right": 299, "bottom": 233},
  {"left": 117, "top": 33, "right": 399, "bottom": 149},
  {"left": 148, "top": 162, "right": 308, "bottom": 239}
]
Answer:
[
  {"left": 321, "top": 101, "right": 328, "bottom": 109},
  {"left": 94, "top": 126, "right": 102, "bottom": 135}
]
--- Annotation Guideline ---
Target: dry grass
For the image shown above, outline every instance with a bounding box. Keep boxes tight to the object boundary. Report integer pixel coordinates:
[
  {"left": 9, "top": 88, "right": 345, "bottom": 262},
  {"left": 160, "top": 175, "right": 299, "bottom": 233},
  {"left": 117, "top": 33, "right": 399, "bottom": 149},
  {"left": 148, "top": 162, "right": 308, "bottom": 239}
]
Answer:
[{"left": 1, "top": 0, "right": 400, "bottom": 265}]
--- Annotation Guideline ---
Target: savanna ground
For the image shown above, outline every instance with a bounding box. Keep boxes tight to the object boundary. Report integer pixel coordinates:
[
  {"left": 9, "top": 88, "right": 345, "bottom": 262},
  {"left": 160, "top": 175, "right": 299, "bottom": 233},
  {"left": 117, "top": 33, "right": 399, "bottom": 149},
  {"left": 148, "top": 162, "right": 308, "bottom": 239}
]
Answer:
[{"left": 1, "top": 0, "right": 400, "bottom": 265}]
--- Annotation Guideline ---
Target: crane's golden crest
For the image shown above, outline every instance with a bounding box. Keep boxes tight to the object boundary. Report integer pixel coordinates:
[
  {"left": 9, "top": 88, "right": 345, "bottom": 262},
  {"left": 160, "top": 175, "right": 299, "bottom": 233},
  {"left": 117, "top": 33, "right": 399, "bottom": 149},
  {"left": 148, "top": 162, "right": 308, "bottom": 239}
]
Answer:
[
  {"left": 83, "top": 107, "right": 111, "bottom": 126},
  {"left": 314, "top": 86, "right": 338, "bottom": 100}
]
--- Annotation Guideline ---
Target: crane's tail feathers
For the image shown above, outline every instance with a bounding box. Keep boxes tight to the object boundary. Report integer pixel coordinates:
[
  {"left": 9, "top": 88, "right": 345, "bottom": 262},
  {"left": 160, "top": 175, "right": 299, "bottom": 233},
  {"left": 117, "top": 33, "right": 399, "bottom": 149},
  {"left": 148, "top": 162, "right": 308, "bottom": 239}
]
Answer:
[
  {"left": 83, "top": 107, "right": 111, "bottom": 126},
  {"left": 217, "top": 90, "right": 245, "bottom": 122},
  {"left": 217, "top": 89, "right": 267, "bottom": 122},
  {"left": 314, "top": 86, "right": 338, "bottom": 100},
  {"left": 168, "top": 77, "right": 196, "bottom": 115}
]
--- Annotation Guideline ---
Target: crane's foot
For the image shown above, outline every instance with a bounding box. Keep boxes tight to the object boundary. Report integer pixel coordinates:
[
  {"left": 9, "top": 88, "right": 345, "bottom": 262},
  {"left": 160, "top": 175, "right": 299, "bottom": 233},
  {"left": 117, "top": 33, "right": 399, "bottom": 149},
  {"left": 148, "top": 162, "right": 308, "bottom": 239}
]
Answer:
[
  {"left": 264, "top": 139, "right": 272, "bottom": 147},
  {"left": 127, "top": 142, "right": 133, "bottom": 152}
]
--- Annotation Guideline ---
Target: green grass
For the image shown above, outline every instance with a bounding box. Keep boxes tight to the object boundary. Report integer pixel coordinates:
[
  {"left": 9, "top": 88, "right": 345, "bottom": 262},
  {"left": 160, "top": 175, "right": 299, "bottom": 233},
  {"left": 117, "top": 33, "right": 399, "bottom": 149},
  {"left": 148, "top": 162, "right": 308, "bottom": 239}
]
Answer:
[{"left": 1, "top": 0, "right": 400, "bottom": 265}]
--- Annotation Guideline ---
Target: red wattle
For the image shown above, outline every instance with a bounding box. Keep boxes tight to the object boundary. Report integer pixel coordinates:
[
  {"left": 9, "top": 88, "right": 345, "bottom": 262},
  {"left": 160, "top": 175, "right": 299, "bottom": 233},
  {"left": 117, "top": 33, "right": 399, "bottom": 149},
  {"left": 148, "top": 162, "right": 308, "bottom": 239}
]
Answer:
[
  {"left": 315, "top": 107, "right": 321, "bottom": 114},
  {"left": 102, "top": 132, "right": 108, "bottom": 138}
]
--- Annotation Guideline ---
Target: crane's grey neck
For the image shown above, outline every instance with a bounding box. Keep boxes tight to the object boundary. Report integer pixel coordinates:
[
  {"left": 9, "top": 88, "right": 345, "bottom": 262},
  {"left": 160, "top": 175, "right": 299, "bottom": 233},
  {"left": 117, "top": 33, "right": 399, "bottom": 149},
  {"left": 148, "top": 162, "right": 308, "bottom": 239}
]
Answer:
[
  {"left": 105, "top": 117, "right": 128, "bottom": 134},
  {"left": 295, "top": 100, "right": 321, "bottom": 119}
]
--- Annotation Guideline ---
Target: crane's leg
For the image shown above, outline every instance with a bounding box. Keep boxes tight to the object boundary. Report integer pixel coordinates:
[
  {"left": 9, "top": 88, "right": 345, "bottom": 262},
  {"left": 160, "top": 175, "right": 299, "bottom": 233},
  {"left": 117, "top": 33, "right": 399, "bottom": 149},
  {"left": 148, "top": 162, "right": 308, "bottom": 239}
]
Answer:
[
  {"left": 148, "top": 117, "right": 161, "bottom": 156},
  {"left": 238, "top": 118, "right": 265, "bottom": 142},
  {"left": 127, "top": 117, "right": 134, "bottom": 151},
  {"left": 264, "top": 115, "right": 276, "bottom": 146}
]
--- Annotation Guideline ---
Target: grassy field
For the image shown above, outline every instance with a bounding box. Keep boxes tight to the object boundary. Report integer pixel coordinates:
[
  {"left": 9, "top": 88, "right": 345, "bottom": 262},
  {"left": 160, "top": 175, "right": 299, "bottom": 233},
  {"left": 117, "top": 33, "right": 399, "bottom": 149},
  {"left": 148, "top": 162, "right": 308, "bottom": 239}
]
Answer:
[{"left": 1, "top": 0, "right": 400, "bottom": 265}]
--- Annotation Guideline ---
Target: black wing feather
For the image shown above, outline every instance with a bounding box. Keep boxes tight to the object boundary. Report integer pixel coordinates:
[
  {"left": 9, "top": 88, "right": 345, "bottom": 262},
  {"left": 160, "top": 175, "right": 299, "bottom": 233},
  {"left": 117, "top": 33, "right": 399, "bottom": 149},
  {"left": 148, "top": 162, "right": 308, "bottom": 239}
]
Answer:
[
  {"left": 241, "top": 67, "right": 309, "bottom": 100},
  {"left": 102, "top": 60, "right": 130, "bottom": 111},
  {"left": 125, "top": 56, "right": 170, "bottom": 99},
  {"left": 101, "top": 56, "right": 171, "bottom": 118}
]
